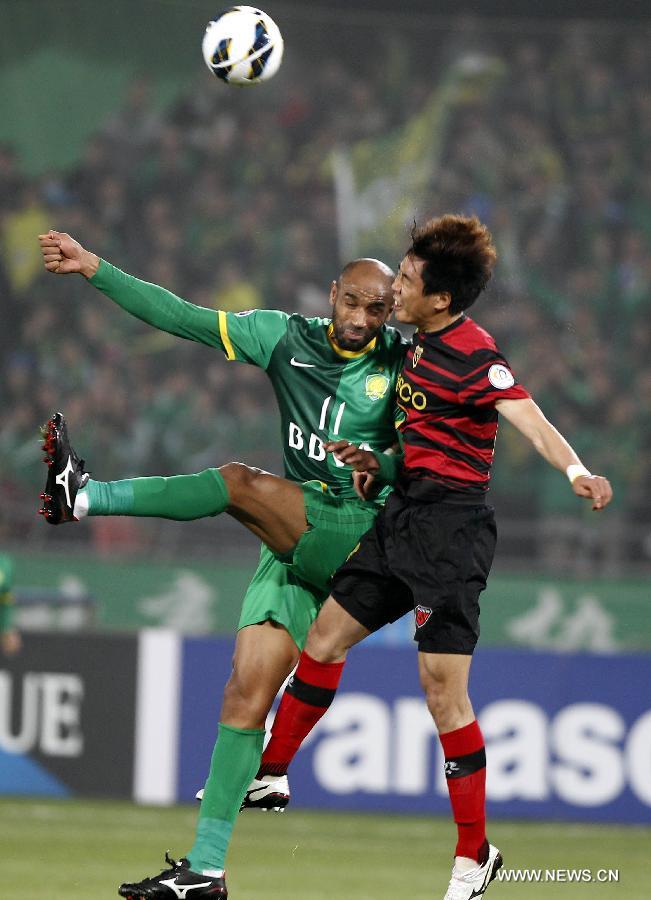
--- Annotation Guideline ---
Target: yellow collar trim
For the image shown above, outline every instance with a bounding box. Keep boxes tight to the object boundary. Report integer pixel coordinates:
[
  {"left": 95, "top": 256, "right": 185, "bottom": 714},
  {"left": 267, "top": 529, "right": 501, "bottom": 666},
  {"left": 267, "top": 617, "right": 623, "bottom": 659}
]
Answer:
[{"left": 327, "top": 323, "right": 377, "bottom": 359}]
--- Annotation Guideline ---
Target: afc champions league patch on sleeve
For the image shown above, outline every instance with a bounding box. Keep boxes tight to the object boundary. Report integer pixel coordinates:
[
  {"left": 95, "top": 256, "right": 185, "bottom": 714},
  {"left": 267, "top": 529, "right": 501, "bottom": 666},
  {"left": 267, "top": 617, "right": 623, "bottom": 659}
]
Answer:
[
  {"left": 415, "top": 605, "right": 433, "bottom": 628},
  {"left": 488, "top": 363, "right": 516, "bottom": 389}
]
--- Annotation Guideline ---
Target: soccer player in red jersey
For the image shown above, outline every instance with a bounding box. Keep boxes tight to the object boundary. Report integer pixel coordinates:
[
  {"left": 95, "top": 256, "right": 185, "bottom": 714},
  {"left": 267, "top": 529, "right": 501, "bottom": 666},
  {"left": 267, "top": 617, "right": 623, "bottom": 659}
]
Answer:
[{"left": 255, "top": 215, "right": 613, "bottom": 900}]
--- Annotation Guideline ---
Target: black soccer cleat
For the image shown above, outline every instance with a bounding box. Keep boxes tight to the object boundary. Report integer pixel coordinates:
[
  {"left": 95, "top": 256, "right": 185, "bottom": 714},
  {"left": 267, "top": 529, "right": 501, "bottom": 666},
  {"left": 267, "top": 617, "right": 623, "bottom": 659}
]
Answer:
[
  {"left": 39, "top": 412, "right": 89, "bottom": 524},
  {"left": 118, "top": 853, "right": 227, "bottom": 899}
]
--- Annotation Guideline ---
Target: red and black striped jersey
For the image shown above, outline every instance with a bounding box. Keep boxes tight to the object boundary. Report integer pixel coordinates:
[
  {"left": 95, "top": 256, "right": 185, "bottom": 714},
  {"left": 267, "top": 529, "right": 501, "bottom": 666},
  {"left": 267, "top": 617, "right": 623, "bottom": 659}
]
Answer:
[{"left": 397, "top": 314, "right": 530, "bottom": 493}]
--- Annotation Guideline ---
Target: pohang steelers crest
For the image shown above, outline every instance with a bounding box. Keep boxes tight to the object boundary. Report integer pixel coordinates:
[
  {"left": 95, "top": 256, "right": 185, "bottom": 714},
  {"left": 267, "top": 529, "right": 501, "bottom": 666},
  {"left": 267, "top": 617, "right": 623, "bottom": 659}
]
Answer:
[
  {"left": 365, "top": 373, "right": 390, "bottom": 402},
  {"left": 202, "top": 6, "right": 284, "bottom": 86},
  {"left": 415, "top": 605, "right": 433, "bottom": 628}
]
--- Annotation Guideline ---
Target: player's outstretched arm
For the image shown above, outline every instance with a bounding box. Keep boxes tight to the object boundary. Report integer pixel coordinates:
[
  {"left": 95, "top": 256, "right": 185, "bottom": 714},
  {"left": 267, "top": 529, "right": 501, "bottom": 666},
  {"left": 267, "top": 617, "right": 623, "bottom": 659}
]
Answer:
[
  {"left": 38, "top": 230, "right": 221, "bottom": 349},
  {"left": 495, "top": 397, "right": 613, "bottom": 511}
]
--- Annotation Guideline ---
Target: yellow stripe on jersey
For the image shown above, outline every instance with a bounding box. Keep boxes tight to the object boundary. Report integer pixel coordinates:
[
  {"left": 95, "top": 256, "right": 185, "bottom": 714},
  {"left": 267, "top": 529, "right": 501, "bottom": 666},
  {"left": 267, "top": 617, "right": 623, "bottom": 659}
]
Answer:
[
  {"left": 327, "top": 323, "right": 377, "bottom": 359},
  {"left": 304, "top": 479, "right": 329, "bottom": 493},
  {"left": 218, "top": 310, "right": 236, "bottom": 361}
]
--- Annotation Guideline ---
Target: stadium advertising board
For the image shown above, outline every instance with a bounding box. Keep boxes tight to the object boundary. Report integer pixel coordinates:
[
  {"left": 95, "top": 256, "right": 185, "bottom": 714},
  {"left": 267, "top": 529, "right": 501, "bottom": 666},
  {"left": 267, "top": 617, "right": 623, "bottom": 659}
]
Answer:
[
  {"left": 11, "top": 551, "right": 651, "bottom": 651},
  {"left": 0, "top": 632, "right": 137, "bottom": 797},
  {"left": 178, "top": 639, "right": 651, "bottom": 824}
]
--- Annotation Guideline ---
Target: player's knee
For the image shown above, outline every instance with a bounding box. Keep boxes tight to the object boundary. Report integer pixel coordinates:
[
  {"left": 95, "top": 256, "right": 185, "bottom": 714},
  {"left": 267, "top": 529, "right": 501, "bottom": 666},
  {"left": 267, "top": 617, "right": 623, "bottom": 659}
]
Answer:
[
  {"left": 421, "top": 677, "right": 470, "bottom": 730},
  {"left": 219, "top": 462, "right": 262, "bottom": 505},
  {"left": 305, "top": 616, "right": 348, "bottom": 662},
  {"left": 423, "top": 687, "right": 455, "bottom": 727},
  {"left": 222, "top": 669, "right": 269, "bottom": 726}
]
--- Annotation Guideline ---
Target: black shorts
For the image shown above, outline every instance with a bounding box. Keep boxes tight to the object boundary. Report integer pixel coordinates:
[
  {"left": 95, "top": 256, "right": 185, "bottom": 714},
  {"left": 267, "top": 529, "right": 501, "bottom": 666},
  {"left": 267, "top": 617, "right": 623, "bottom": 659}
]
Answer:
[{"left": 330, "top": 482, "right": 497, "bottom": 654}]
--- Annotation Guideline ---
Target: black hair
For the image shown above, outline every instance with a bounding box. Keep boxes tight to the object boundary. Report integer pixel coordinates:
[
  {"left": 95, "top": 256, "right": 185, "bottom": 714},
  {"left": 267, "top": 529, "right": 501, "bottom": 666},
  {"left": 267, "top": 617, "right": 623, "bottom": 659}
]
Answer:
[{"left": 408, "top": 214, "right": 497, "bottom": 314}]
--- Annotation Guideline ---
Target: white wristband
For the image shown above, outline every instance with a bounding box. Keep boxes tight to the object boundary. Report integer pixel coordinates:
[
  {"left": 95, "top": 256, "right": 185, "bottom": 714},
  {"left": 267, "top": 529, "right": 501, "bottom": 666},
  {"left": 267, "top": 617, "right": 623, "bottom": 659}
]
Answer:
[{"left": 566, "top": 464, "right": 591, "bottom": 484}]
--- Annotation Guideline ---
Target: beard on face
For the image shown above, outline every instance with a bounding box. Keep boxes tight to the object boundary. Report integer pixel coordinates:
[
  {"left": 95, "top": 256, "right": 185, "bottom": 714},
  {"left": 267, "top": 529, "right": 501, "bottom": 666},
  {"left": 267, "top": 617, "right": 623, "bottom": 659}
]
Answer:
[{"left": 331, "top": 307, "right": 376, "bottom": 350}]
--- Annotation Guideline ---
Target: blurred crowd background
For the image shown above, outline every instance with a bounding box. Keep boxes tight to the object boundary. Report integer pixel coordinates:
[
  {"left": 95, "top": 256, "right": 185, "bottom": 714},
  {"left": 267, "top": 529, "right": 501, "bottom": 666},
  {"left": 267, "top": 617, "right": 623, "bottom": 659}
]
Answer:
[{"left": 1, "top": 2, "right": 650, "bottom": 574}]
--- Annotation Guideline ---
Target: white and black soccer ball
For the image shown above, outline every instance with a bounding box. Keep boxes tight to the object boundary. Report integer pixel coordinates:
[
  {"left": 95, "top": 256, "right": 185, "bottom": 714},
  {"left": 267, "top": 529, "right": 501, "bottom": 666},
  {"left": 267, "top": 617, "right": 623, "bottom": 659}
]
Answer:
[{"left": 202, "top": 6, "right": 284, "bottom": 86}]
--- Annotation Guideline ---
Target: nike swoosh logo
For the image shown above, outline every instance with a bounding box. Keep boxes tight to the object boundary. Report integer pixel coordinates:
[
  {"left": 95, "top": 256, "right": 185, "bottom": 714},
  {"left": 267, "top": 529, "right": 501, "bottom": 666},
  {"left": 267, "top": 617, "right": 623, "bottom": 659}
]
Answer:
[
  {"left": 290, "top": 358, "right": 315, "bottom": 368},
  {"left": 468, "top": 854, "right": 500, "bottom": 898},
  {"left": 55, "top": 455, "right": 74, "bottom": 509},
  {"left": 158, "top": 877, "right": 214, "bottom": 898},
  {"left": 248, "top": 785, "right": 283, "bottom": 800}
]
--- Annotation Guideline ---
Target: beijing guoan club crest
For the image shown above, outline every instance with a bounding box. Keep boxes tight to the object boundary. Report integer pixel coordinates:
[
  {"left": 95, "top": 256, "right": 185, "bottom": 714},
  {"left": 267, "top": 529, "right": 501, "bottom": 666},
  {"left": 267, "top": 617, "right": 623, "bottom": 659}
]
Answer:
[{"left": 365, "top": 373, "right": 390, "bottom": 402}]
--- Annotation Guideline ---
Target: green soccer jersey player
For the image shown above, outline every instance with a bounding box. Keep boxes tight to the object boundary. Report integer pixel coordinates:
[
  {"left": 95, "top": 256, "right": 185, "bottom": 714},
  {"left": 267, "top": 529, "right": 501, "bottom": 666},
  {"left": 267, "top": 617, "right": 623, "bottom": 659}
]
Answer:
[{"left": 39, "top": 230, "right": 407, "bottom": 894}]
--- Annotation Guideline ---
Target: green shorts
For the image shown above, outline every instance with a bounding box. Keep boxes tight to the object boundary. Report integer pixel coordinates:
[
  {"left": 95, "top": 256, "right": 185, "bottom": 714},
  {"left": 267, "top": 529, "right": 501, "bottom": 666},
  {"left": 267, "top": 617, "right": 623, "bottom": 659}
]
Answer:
[{"left": 237, "top": 482, "right": 380, "bottom": 649}]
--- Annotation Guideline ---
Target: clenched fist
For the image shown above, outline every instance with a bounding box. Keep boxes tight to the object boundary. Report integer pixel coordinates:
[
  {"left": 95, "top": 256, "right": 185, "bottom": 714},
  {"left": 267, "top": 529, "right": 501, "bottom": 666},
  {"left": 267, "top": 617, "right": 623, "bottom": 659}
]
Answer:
[
  {"left": 571, "top": 474, "right": 613, "bottom": 512},
  {"left": 38, "top": 230, "right": 100, "bottom": 278}
]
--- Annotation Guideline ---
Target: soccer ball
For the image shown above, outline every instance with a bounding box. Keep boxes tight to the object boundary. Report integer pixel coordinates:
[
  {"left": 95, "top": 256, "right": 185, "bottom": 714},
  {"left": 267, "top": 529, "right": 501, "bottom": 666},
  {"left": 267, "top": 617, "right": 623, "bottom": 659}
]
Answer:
[{"left": 202, "top": 6, "right": 284, "bottom": 86}]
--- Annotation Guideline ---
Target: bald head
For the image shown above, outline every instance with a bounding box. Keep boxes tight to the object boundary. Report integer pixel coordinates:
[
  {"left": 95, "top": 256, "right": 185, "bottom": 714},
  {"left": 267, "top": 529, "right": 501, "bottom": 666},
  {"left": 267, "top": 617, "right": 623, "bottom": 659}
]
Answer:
[
  {"left": 339, "top": 257, "right": 395, "bottom": 285},
  {"left": 329, "top": 257, "right": 396, "bottom": 351}
]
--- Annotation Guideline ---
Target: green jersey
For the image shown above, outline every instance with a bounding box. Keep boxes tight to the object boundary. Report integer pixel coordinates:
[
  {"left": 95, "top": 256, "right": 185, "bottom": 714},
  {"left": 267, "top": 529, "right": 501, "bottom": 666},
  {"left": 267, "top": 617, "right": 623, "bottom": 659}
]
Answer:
[
  {"left": 218, "top": 310, "right": 406, "bottom": 498},
  {"left": 91, "top": 262, "right": 407, "bottom": 501}
]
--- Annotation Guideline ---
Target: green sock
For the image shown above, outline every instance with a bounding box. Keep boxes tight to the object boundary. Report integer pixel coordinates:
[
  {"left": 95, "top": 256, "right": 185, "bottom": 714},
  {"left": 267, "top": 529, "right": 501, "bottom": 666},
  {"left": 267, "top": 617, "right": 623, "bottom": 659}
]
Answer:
[
  {"left": 187, "top": 723, "right": 265, "bottom": 873},
  {"left": 82, "top": 468, "right": 229, "bottom": 520}
]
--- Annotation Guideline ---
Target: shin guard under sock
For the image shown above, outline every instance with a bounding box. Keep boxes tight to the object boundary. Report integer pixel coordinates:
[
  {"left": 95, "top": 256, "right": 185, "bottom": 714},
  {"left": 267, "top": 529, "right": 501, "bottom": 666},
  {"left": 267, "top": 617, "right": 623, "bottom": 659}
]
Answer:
[
  {"left": 440, "top": 720, "right": 488, "bottom": 864},
  {"left": 258, "top": 652, "right": 345, "bottom": 777},
  {"left": 81, "top": 468, "right": 229, "bottom": 520},
  {"left": 187, "top": 723, "right": 265, "bottom": 873}
]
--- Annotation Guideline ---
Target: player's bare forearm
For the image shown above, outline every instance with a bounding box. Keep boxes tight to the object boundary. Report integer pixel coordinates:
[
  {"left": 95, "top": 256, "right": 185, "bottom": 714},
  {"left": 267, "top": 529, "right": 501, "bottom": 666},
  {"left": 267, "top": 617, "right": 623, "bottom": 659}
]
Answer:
[
  {"left": 38, "top": 231, "right": 99, "bottom": 277},
  {"left": 496, "top": 398, "right": 579, "bottom": 470},
  {"left": 496, "top": 397, "right": 613, "bottom": 511}
]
